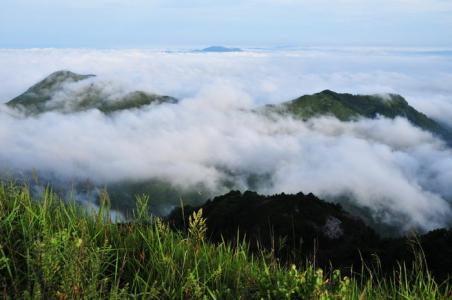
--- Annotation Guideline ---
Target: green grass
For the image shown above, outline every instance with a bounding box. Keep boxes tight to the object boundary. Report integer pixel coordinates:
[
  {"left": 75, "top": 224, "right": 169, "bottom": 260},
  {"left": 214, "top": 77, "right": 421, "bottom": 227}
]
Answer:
[{"left": 0, "top": 182, "right": 450, "bottom": 299}]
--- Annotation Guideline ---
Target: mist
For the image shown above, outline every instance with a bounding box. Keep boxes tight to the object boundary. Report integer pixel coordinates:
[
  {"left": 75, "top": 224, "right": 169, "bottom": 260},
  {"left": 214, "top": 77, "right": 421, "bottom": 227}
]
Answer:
[{"left": 1, "top": 48, "right": 452, "bottom": 232}]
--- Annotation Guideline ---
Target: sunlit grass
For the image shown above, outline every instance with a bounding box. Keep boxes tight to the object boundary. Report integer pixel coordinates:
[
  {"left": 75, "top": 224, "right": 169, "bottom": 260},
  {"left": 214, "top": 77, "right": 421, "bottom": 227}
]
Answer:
[{"left": 0, "top": 182, "right": 449, "bottom": 299}]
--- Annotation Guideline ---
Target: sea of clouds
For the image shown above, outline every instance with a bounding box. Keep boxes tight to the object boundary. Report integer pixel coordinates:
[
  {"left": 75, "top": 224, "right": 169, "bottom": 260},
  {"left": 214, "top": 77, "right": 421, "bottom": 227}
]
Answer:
[{"left": 1, "top": 47, "right": 452, "bottom": 231}]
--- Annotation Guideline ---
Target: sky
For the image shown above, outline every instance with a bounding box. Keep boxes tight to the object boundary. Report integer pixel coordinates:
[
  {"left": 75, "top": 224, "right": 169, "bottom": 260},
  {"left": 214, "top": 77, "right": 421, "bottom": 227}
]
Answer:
[{"left": 1, "top": 0, "right": 452, "bottom": 48}]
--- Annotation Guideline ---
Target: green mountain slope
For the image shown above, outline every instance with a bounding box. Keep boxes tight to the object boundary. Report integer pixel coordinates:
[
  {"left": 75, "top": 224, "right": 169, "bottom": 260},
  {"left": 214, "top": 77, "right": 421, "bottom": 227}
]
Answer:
[
  {"left": 267, "top": 90, "right": 451, "bottom": 141},
  {"left": 7, "top": 71, "right": 451, "bottom": 141},
  {"left": 7, "top": 70, "right": 95, "bottom": 113},
  {"left": 7, "top": 70, "right": 177, "bottom": 114}
]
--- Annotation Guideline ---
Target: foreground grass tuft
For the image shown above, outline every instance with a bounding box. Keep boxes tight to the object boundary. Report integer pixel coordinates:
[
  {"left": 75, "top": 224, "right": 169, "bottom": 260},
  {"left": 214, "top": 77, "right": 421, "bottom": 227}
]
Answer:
[{"left": 0, "top": 182, "right": 450, "bottom": 299}]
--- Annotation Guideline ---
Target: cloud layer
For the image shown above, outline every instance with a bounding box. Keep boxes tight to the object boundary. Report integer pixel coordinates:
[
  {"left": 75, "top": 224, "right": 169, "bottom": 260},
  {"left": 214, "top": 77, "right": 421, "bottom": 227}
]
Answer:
[{"left": 1, "top": 48, "right": 452, "bottom": 232}]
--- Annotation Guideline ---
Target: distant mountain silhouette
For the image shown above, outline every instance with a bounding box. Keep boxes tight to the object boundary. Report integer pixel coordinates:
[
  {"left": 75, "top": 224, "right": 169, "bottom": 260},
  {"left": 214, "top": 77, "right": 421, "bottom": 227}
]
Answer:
[{"left": 195, "top": 46, "right": 242, "bottom": 53}]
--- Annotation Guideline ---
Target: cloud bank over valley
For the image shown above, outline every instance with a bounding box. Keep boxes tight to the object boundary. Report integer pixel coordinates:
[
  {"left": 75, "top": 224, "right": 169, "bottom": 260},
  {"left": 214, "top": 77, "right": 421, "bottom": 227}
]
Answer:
[{"left": 1, "top": 48, "right": 452, "bottom": 232}]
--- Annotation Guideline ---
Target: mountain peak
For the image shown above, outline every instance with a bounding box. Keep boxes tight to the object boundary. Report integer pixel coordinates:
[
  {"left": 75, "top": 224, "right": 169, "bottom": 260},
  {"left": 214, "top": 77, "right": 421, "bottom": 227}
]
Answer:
[
  {"left": 45, "top": 70, "right": 95, "bottom": 80},
  {"left": 6, "top": 70, "right": 177, "bottom": 115},
  {"left": 7, "top": 70, "right": 96, "bottom": 111},
  {"left": 318, "top": 89, "right": 338, "bottom": 96},
  {"left": 26, "top": 70, "right": 96, "bottom": 92},
  {"left": 271, "top": 90, "right": 450, "bottom": 141},
  {"left": 197, "top": 46, "right": 242, "bottom": 53}
]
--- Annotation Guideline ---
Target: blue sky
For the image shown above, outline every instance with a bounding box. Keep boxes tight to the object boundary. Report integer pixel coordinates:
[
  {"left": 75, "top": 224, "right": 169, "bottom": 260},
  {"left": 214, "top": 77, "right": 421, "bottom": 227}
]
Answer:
[{"left": 1, "top": 0, "right": 452, "bottom": 48}]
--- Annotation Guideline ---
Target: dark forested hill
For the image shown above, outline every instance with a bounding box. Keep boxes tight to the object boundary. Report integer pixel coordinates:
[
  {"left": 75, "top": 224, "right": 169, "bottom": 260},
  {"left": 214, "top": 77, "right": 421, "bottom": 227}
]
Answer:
[{"left": 167, "top": 190, "right": 452, "bottom": 281}]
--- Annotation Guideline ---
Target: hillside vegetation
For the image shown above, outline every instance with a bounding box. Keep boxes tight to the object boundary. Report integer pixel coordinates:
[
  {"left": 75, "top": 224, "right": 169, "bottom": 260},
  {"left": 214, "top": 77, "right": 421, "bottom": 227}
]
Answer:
[
  {"left": 0, "top": 182, "right": 450, "bottom": 299},
  {"left": 267, "top": 90, "right": 451, "bottom": 141},
  {"left": 7, "top": 71, "right": 177, "bottom": 115},
  {"left": 6, "top": 71, "right": 451, "bottom": 142},
  {"left": 168, "top": 191, "right": 452, "bottom": 282}
]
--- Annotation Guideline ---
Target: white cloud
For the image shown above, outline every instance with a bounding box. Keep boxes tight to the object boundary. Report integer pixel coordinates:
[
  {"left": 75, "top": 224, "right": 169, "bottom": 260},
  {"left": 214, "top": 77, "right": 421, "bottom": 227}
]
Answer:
[{"left": 1, "top": 48, "right": 452, "bottom": 232}]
